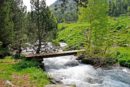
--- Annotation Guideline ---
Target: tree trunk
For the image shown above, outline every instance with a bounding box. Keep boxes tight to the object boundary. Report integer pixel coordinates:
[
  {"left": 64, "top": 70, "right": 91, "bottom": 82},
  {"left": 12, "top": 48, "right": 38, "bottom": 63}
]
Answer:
[
  {"left": 36, "top": 39, "right": 41, "bottom": 54},
  {"left": 36, "top": 0, "right": 41, "bottom": 54}
]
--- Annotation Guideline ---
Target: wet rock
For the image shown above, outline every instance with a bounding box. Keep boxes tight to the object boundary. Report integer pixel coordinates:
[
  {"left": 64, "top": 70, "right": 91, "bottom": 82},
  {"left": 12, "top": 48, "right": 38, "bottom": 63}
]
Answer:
[
  {"left": 81, "top": 58, "right": 95, "bottom": 65},
  {"left": 22, "top": 42, "right": 68, "bottom": 55},
  {"left": 65, "top": 60, "right": 79, "bottom": 67},
  {"left": 59, "top": 42, "right": 68, "bottom": 48},
  {"left": 76, "top": 55, "right": 85, "bottom": 60},
  {"left": 50, "top": 79, "right": 62, "bottom": 84}
]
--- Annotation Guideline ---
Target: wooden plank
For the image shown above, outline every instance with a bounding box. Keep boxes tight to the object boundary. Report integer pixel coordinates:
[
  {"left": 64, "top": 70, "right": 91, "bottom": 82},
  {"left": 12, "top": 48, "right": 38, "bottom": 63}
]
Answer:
[{"left": 25, "top": 49, "right": 85, "bottom": 59}]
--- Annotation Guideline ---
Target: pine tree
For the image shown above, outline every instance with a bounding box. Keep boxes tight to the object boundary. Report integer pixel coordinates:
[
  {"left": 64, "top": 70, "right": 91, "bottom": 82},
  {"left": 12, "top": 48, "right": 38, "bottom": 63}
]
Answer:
[
  {"left": 0, "top": 0, "right": 14, "bottom": 48},
  {"left": 11, "top": 0, "right": 27, "bottom": 51},
  {"left": 30, "top": 0, "right": 57, "bottom": 54}
]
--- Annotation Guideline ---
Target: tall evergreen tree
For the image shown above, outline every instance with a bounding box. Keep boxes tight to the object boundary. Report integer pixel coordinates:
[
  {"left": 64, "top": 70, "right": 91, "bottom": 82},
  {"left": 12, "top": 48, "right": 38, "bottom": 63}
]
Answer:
[
  {"left": 30, "top": 0, "right": 57, "bottom": 53},
  {"left": 11, "top": 0, "right": 27, "bottom": 51},
  {"left": 0, "top": 0, "right": 14, "bottom": 48}
]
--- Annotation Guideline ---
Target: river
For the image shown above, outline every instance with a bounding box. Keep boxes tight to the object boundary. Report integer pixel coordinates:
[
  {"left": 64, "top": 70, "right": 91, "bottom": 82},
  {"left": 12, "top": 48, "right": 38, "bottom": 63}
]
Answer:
[{"left": 43, "top": 55, "right": 130, "bottom": 87}]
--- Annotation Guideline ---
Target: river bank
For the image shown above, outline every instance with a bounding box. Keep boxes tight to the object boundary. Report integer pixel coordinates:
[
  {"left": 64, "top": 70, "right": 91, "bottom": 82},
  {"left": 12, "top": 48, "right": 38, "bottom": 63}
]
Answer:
[
  {"left": 0, "top": 55, "right": 130, "bottom": 87},
  {"left": 0, "top": 57, "right": 50, "bottom": 87}
]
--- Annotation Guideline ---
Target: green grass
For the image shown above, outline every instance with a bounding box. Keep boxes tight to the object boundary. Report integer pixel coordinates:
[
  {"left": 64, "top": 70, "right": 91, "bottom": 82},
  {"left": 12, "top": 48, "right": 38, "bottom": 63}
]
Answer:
[
  {"left": 116, "top": 47, "right": 130, "bottom": 68},
  {"left": 57, "top": 22, "right": 89, "bottom": 50},
  {"left": 0, "top": 57, "right": 50, "bottom": 87},
  {"left": 57, "top": 16, "right": 130, "bottom": 50},
  {"left": 57, "top": 16, "right": 130, "bottom": 68}
]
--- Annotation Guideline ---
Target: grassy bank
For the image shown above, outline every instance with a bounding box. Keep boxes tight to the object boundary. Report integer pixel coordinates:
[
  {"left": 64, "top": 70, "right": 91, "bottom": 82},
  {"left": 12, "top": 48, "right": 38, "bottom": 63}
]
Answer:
[
  {"left": 57, "top": 16, "right": 130, "bottom": 50},
  {"left": 115, "top": 47, "right": 130, "bottom": 68},
  {"left": 57, "top": 22, "right": 89, "bottom": 50},
  {"left": 57, "top": 16, "right": 130, "bottom": 68},
  {"left": 0, "top": 57, "right": 50, "bottom": 87}
]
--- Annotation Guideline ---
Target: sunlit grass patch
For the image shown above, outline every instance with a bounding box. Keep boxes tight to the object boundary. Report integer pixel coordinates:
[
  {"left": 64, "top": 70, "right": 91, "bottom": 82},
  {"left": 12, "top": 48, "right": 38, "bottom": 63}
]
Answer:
[
  {"left": 110, "top": 47, "right": 130, "bottom": 68},
  {"left": 0, "top": 57, "right": 50, "bottom": 87},
  {"left": 57, "top": 22, "right": 89, "bottom": 49}
]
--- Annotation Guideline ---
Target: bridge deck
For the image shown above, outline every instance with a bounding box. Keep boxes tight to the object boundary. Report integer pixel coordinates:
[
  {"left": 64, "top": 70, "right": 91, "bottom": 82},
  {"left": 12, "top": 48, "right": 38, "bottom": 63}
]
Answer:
[{"left": 25, "top": 49, "right": 85, "bottom": 60}]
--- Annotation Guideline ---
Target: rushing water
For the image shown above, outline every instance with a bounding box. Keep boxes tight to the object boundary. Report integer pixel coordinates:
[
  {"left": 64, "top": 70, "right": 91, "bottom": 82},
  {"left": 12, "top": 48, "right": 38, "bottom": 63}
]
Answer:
[{"left": 43, "top": 55, "right": 130, "bottom": 87}]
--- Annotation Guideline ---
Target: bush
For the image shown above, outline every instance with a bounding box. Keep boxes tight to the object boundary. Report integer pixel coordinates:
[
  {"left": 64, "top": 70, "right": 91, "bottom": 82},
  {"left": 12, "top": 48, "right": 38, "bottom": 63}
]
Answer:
[
  {"left": 0, "top": 47, "right": 10, "bottom": 58},
  {"left": 118, "top": 53, "right": 130, "bottom": 68},
  {"left": 13, "top": 59, "right": 39, "bottom": 71},
  {"left": 116, "top": 47, "right": 130, "bottom": 68}
]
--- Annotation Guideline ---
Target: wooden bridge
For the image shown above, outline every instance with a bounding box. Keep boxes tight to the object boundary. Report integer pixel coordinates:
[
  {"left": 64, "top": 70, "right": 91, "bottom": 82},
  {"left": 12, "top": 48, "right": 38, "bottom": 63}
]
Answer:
[{"left": 25, "top": 49, "right": 85, "bottom": 61}]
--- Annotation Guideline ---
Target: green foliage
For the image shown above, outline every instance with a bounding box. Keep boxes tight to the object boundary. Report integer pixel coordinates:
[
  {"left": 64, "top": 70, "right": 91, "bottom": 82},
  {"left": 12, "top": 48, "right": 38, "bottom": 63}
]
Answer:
[
  {"left": 0, "top": 0, "right": 28, "bottom": 52},
  {"left": 0, "top": 0, "right": 14, "bottom": 47},
  {"left": 109, "top": 0, "right": 130, "bottom": 17},
  {"left": 79, "top": 0, "right": 130, "bottom": 60},
  {"left": 13, "top": 59, "right": 39, "bottom": 71},
  {"left": 108, "top": 16, "right": 130, "bottom": 47},
  {"left": 57, "top": 22, "right": 89, "bottom": 49},
  {"left": 11, "top": 0, "right": 27, "bottom": 50},
  {"left": 57, "top": 0, "right": 130, "bottom": 67},
  {"left": 80, "top": 0, "right": 110, "bottom": 58},
  {"left": 0, "top": 57, "right": 50, "bottom": 86},
  {"left": 115, "top": 47, "right": 130, "bottom": 68},
  {"left": 78, "top": 7, "right": 88, "bottom": 22},
  {"left": 30, "top": 0, "right": 57, "bottom": 53},
  {"left": 57, "top": 15, "right": 130, "bottom": 67},
  {"left": 0, "top": 47, "right": 10, "bottom": 57},
  {"left": 57, "top": 15, "right": 130, "bottom": 50},
  {"left": 109, "top": 16, "right": 130, "bottom": 30}
]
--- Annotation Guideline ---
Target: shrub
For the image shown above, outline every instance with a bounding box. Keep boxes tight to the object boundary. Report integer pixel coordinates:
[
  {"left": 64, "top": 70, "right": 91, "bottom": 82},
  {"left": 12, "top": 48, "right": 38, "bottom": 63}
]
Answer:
[
  {"left": 118, "top": 53, "right": 130, "bottom": 68},
  {"left": 116, "top": 47, "right": 130, "bottom": 68},
  {"left": 13, "top": 59, "right": 39, "bottom": 71},
  {"left": 0, "top": 47, "right": 10, "bottom": 58}
]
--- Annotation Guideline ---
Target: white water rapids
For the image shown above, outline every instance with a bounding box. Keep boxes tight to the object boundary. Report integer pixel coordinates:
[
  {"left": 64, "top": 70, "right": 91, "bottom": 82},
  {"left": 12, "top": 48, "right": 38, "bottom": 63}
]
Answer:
[{"left": 43, "top": 55, "right": 130, "bottom": 87}]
